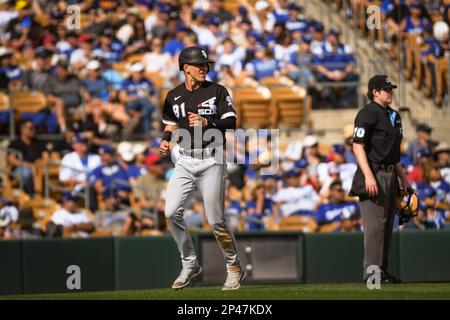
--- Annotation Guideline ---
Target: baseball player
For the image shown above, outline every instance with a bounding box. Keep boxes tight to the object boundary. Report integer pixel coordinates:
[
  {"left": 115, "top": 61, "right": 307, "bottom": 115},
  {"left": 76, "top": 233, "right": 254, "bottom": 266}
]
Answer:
[
  {"left": 350, "top": 75, "right": 411, "bottom": 284},
  {"left": 159, "top": 47, "right": 245, "bottom": 290}
]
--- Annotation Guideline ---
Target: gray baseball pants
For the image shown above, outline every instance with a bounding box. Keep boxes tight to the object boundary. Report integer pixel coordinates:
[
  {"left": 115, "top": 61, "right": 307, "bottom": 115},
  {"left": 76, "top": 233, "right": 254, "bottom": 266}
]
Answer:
[
  {"left": 360, "top": 169, "right": 398, "bottom": 280},
  {"left": 165, "top": 153, "right": 241, "bottom": 273}
]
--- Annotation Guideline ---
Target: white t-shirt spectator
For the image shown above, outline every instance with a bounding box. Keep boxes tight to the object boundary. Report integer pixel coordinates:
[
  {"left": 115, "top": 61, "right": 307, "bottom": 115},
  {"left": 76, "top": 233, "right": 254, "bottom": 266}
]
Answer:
[
  {"left": 51, "top": 208, "right": 93, "bottom": 237},
  {"left": 191, "top": 24, "right": 218, "bottom": 49},
  {"left": 0, "top": 205, "right": 19, "bottom": 227},
  {"left": 274, "top": 43, "right": 299, "bottom": 63},
  {"left": 0, "top": 9, "right": 18, "bottom": 39},
  {"left": 59, "top": 152, "right": 101, "bottom": 185},
  {"left": 273, "top": 185, "right": 320, "bottom": 216},
  {"left": 317, "top": 162, "right": 357, "bottom": 195},
  {"left": 70, "top": 48, "right": 90, "bottom": 67},
  {"left": 143, "top": 51, "right": 171, "bottom": 73},
  {"left": 214, "top": 46, "right": 245, "bottom": 75},
  {"left": 51, "top": 208, "right": 92, "bottom": 226}
]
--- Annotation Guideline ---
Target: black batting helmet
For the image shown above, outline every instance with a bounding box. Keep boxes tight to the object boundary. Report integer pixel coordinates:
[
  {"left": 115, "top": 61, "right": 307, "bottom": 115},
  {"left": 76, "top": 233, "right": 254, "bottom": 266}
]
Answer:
[{"left": 178, "top": 46, "right": 214, "bottom": 71}]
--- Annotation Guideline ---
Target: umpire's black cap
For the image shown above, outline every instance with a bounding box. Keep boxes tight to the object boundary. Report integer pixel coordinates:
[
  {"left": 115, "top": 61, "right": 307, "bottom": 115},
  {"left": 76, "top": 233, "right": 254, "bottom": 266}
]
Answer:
[
  {"left": 178, "top": 46, "right": 214, "bottom": 71},
  {"left": 368, "top": 75, "right": 398, "bottom": 91}
]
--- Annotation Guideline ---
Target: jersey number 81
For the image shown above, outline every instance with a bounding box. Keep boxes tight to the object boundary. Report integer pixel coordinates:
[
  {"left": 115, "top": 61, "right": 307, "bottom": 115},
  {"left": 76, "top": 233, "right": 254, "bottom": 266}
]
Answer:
[{"left": 173, "top": 103, "right": 186, "bottom": 119}]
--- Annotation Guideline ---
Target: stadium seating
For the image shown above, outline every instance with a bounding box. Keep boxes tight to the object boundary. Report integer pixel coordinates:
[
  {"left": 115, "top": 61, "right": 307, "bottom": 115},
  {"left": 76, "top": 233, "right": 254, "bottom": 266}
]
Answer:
[
  {"left": 232, "top": 86, "right": 272, "bottom": 128},
  {"left": 278, "top": 216, "right": 317, "bottom": 233}
]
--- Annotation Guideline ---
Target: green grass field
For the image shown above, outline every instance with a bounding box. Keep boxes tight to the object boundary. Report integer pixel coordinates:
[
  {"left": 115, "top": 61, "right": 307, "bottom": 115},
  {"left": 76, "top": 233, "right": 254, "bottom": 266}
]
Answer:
[{"left": 2, "top": 283, "right": 450, "bottom": 300}]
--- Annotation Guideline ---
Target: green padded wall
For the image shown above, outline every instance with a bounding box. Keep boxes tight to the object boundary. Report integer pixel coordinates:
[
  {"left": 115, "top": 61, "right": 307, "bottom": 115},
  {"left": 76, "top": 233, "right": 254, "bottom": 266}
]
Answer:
[
  {"left": 114, "top": 236, "right": 181, "bottom": 290},
  {"left": 0, "top": 240, "right": 22, "bottom": 294},
  {"left": 21, "top": 238, "right": 114, "bottom": 294},
  {"left": 399, "top": 230, "right": 450, "bottom": 282}
]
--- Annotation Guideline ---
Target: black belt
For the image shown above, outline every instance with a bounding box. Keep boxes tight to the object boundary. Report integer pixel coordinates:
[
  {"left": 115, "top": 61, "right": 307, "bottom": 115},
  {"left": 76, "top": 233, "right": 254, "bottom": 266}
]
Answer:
[
  {"left": 179, "top": 148, "right": 214, "bottom": 159},
  {"left": 377, "top": 164, "right": 396, "bottom": 172}
]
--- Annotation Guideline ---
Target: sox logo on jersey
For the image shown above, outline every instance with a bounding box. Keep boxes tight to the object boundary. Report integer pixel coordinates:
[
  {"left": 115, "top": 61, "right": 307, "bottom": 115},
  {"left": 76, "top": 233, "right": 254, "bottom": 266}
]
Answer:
[{"left": 198, "top": 97, "right": 217, "bottom": 116}]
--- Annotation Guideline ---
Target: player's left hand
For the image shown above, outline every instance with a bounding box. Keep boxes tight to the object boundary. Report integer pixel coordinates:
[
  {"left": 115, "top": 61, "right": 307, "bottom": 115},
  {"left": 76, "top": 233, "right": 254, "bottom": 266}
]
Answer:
[{"left": 188, "top": 112, "right": 207, "bottom": 127}]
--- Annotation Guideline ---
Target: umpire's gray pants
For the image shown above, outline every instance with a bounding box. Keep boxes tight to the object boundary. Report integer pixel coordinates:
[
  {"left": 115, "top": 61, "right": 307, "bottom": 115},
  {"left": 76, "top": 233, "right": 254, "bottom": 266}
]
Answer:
[
  {"left": 360, "top": 170, "right": 398, "bottom": 280},
  {"left": 165, "top": 154, "right": 241, "bottom": 273}
]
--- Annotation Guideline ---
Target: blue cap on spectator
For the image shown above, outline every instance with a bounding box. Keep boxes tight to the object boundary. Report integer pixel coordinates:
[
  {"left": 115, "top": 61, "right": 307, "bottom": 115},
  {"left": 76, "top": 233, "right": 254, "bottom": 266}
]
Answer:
[
  {"left": 62, "top": 192, "right": 77, "bottom": 202},
  {"left": 35, "top": 47, "right": 52, "bottom": 58},
  {"left": 283, "top": 167, "right": 300, "bottom": 178},
  {"left": 331, "top": 144, "right": 346, "bottom": 155},
  {"left": 262, "top": 173, "right": 279, "bottom": 180},
  {"left": 72, "top": 133, "right": 88, "bottom": 144},
  {"left": 238, "top": 5, "right": 248, "bottom": 15},
  {"left": 313, "top": 22, "right": 324, "bottom": 32},
  {"left": 136, "top": 0, "right": 154, "bottom": 8},
  {"left": 247, "top": 30, "right": 260, "bottom": 39},
  {"left": 417, "top": 148, "right": 431, "bottom": 158},
  {"left": 400, "top": 154, "right": 413, "bottom": 167},
  {"left": 410, "top": 1, "right": 421, "bottom": 9},
  {"left": 328, "top": 28, "right": 340, "bottom": 36},
  {"left": 288, "top": 2, "right": 301, "bottom": 11},
  {"left": 175, "top": 22, "right": 187, "bottom": 32},
  {"left": 158, "top": 3, "right": 171, "bottom": 13},
  {"left": 416, "top": 123, "right": 432, "bottom": 134},
  {"left": 302, "top": 34, "right": 312, "bottom": 43},
  {"left": 192, "top": 9, "right": 205, "bottom": 17},
  {"left": 99, "top": 144, "right": 113, "bottom": 154},
  {"left": 294, "top": 159, "right": 308, "bottom": 169},
  {"left": 206, "top": 16, "right": 221, "bottom": 26}
]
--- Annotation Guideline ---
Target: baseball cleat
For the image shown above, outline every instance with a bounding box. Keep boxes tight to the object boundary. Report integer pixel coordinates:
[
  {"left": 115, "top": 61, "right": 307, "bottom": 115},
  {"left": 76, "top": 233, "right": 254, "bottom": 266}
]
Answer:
[
  {"left": 171, "top": 266, "right": 203, "bottom": 290},
  {"left": 221, "top": 268, "right": 247, "bottom": 291}
]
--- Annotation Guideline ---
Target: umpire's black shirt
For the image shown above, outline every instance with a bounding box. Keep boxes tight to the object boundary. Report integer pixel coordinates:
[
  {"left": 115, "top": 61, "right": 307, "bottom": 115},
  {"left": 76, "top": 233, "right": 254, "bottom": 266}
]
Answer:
[
  {"left": 162, "top": 81, "right": 237, "bottom": 150},
  {"left": 353, "top": 101, "right": 402, "bottom": 164}
]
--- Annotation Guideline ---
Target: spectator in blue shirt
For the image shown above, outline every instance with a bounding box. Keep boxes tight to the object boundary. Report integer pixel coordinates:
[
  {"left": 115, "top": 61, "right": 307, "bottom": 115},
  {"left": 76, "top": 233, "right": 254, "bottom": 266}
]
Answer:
[
  {"left": 245, "top": 46, "right": 280, "bottom": 81},
  {"left": 315, "top": 181, "right": 361, "bottom": 232},
  {"left": 92, "top": 29, "right": 124, "bottom": 64},
  {"left": 417, "top": 184, "right": 447, "bottom": 229},
  {"left": 119, "top": 62, "right": 156, "bottom": 136},
  {"left": 311, "top": 28, "right": 359, "bottom": 108},
  {"left": 245, "top": 183, "right": 274, "bottom": 231},
  {"left": 163, "top": 23, "right": 188, "bottom": 57},
  {"left": 90, "top": 144, "right": 131, "bottom": 206},
  {"left": 285, "top": 2, "right": 309, "bottom": 35}
]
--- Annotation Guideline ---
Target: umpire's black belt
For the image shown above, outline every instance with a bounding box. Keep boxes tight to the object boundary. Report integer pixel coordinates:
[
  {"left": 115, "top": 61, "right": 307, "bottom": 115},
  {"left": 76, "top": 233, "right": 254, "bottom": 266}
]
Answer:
[
  {"left": 180, "top": 148, "right": 214, "bottom": 159},
  {"left": 374, "top": 163, "right": 396, "bottom": 173}
]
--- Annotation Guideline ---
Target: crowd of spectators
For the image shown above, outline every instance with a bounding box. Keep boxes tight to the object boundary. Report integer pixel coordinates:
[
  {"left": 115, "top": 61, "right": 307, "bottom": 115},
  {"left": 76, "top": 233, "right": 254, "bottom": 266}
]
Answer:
[
  {"left": 0, "top": 0, "right": 449, "bottom": 239},
  {"left": 342, "top": 0, "right": 450, "bottom": 106},
  {"left": 1, "top": 118, "right": 449, "bottom": 239}
]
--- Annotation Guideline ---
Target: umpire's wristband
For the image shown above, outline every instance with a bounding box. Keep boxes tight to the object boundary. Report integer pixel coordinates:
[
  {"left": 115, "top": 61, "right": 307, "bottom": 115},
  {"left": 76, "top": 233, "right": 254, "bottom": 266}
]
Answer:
[{"left": 162, "top": 131, "right": 172, "bottom": 142}]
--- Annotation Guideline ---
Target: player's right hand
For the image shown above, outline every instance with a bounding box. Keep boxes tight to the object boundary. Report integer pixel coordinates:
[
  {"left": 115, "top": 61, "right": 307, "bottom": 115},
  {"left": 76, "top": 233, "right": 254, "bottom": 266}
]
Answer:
[
  {"left": 365, "top": 174, "right": 378, "bottom": 197},
  {"left": 159, "top": 140, "right": 170, "bottom": 156}
]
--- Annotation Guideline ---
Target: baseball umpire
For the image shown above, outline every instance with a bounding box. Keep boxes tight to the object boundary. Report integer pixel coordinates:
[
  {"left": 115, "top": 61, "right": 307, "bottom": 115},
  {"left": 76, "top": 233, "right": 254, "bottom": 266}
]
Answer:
[
  {"left": 350, "top": 75, "right": 411, "bottom": 284},
  {"left": 159, "top": 47, "right": 245, "bottom": 290}
]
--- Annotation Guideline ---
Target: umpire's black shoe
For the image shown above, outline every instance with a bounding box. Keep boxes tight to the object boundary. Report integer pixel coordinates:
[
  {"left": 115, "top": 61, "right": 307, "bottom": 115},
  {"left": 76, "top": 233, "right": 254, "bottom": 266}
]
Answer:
[
  {"left": 383, "top": 272, "right": 402, "bottom": 284},
  {"left": 363, "top": 273, "right": 402, "bottom": 285}
]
